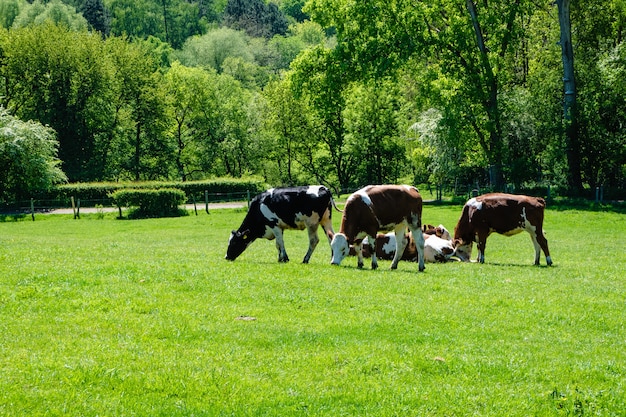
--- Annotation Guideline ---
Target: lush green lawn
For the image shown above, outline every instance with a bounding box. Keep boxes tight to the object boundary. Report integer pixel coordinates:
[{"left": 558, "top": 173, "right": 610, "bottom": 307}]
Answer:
[{"left": 1, "top": 205, "right": 624, "bottom": 416}]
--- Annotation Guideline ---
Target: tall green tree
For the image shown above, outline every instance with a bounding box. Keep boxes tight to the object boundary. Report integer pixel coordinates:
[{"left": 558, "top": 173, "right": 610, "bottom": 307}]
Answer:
[
  {"left": 306, "top": 0, "right": 534, "bottom": 190},
  {"left": 343, "top": 79, "right": 407, "bottom": 185},
  {"left": 289, "top": 45, "right": 357, "bottom": 189},
  {"left": 0, "top": 23, "right": 112, "bottom": 181}
]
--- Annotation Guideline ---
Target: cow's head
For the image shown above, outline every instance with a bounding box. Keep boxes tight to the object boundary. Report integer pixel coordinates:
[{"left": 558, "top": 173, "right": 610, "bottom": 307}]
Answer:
[
  {"left": 452, "top": 238, "right": 472, "bottom": 262},
  {"left": 330, "top": 233, "right": 350, "bottom": 265},
  {"left": 435, "top": 224, "right": 452, "bottom": 241},
  {"left": 225, "top": 229, "right": 252, "bottom": 261}
]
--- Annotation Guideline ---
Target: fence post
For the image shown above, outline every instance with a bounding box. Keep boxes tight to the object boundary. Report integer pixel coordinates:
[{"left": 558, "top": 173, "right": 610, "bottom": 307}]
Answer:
[
  {"left": 31, "top": 198, "right": 35, "bottom": 221},
  {"left": 192, "top": 194, "right": 198, "bottom": 216},
  {"left": 205, "top": 190, "right": 209, "bottom": 214},
  {"left": 247, "top": 190, "right": 251, "bottom": 209},
  {"left": 76, "top": 198, "right": 80, "bottom": 219},
  {"left": 71, "top": 196, "right": 77, "bottom": 219}
]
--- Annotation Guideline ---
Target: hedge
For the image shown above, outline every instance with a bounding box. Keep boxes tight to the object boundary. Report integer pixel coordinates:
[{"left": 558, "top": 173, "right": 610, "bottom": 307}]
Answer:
[
  {"left": 110, "top": 188, "right": 187, "bottom": 218},
  {"left": 40, "top": 178, "right": 266, "bottom": 203}
]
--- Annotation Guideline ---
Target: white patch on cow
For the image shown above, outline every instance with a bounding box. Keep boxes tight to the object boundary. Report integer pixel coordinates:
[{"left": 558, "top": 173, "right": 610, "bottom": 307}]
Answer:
[
  {"left": 330, "top": 233, "right": 350, "bottom": 265},
  {"left": 306, "top": 185, "right": 322, "bottom": 197},
  {"left": 381, "top": 233, "right": 397, "bottom": 255},
  {"left": 354, "top": 188, "right": 372, "bottom": 206},
  {"left": 466, "top": 197, "right": 482, "bottom": 210},
  {"left": 260, "top": 203, "right": 279, "bottom": 222},
  {"left": 424, "top": 235, "right": 454, "bottom": 262},
  {"left": 294, "top": 212, "right": 319, "bottom": 230},
  {"left": 262, "top": 224, "right": 276, "bottom": 239}
]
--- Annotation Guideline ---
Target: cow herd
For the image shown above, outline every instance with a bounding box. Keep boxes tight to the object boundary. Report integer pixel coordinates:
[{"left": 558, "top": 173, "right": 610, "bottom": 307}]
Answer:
[{"left": 225, "top": 184, "right": 553, "bottom": 270}]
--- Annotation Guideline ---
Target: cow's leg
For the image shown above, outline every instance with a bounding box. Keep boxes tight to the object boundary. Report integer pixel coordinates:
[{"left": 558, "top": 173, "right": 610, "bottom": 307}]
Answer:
[
  {"left": 303, "top": 225, "right": 320, "bottom": 263},
  {"left": 273, "top": 228, "right": 289, "bottom": 262},
  {"left": 354, "top": 241, "right": 365, "bottom": 269},
  {"left": 369, "top": 234, "right": 379, "bottom": 270},
  {"left": 476, "top": 232, "right": 488, "bottom": 263},
  {"left": 530, "top": 228, "right": 552, "bottom": 266},
  {"left": 410, "top": 227, "right": 425, "bottom": 271},
  {"left": 390, "top": 228, "right": 408, "bottom": 270}
]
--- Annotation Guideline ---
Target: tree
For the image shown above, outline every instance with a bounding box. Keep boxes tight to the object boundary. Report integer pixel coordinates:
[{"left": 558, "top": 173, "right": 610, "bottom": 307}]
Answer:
[
  {"left": 80, "top": 0, "right": 110, "bottom": 36},
  {"left": 12, "top": 0, "right": 88, "bottom": 30},
  {"left": 107, "top": 0, "right": 207, "bottom": 48},
  {"left": 343, "top": 79, "right": 407, "bottom": 185},
  {"left": 175, "top": 27, "right": 254, "bottom": 72},
  {"left": 223, "top": 0, "right": 287, "bottom": 38},
  {"left": 0, "top": 0, "right": 23, "bottom": 29},
  {"left": 556, "top": 0, "right": 583, "bottom": 193},
  {"left": 0, "top": 23, "right": 113, "bottom": 181},
  {"left": 289, "top": 45, "right": 357, "bottom": 190},
  {"left": 0, "top": 108, "right": 66, "bottom": 202},
  {"left": 306, "top": 0, "right": 535, "bottom": 190},
  {"left": 262, "top": 76, "right": 313, "bottom": 185}
]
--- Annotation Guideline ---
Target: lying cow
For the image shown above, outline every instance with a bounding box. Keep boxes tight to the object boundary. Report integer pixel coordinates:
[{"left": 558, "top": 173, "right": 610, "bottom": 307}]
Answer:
[
  {"left": 225, "top": 185, "right": 338, "bottom": 263},
  {"left": 330, "top": 185, "right": 425, "bottom": 271},
  {"left": 453, "top": 193, "right": 552, "bottom": 265},
  {"left": 354, "top": 224, "right": 455, "bottom": 263}
]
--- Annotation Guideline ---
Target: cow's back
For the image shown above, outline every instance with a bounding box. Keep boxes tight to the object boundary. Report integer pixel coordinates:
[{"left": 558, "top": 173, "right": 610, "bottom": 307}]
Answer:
[{"left": 359, "top": 185, "right": 422, "bottom": 227}]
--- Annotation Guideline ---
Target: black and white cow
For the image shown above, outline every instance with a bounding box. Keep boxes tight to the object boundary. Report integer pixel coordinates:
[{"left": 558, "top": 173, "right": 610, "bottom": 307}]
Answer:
[{"left": 225, "top": 185, "right": 338, "bottom": 263}]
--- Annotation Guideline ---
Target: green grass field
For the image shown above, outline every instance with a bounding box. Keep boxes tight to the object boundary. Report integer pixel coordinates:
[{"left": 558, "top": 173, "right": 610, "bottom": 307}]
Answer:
[{"left": 1, "top": 205, "right": 624, "bottom": 416}]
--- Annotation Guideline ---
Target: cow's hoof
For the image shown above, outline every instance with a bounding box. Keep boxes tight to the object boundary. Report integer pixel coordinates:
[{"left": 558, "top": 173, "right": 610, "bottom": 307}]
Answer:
[
  {"left": 390, "top": 264, "right": 397, "bottom": 270},
  {"left": 357, "top": 262, "right": 364, "bottom": 269}
]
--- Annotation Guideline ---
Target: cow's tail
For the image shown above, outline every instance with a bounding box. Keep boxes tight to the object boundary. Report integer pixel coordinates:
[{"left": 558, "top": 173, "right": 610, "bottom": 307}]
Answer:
[{"left": 330, "top": 195, "right": 343, "bottom": 213}]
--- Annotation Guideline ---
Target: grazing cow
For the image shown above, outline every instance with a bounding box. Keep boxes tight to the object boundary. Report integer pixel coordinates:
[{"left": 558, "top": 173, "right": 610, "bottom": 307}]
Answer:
[
  {"left": 330, "top": 185, "right": 425, "bottom": 271},
  {"left": 355, "top": 224, "right": 455, "bottom": 263},
  {"left": 225, "top": 185, "right": 338, "bottom": 263},
  {"left": 453, "top": 193, "right": 552, "bottom": 265}
]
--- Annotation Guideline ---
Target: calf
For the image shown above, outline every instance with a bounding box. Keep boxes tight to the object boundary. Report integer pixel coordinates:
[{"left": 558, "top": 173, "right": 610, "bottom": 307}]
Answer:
[
  {"left": 356, "top": 224, "right": 455, "bottom": 263},
  {"left": 453, "top": 193, "right": 552, "bottom": 265},
  {"left": 330, "top": 185, "right": 425, "bottom": 271},
  {"left": 225, "top": 185, "right": 337, "bottom": 263}
]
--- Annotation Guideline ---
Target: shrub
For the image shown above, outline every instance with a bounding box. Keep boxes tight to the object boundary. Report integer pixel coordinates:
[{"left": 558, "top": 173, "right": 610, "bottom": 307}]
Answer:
[
  {"left": 110, "top": 188, "right": 187, "bottom": 218},
  {"left": 47, "top": 177, "right": 266, "bottom": 203}
]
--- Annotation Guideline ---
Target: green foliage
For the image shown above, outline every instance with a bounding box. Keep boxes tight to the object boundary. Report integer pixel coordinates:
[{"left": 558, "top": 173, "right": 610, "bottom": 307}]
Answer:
[
  {"left": 0, "top": 0, "right": 24, "bottom": 29},
  {"left": 106, "top": 0, "right": 208, "bottom": 49},
  {"left": 0, "top": 108, "right": 67, "bottom": 202},
  {"left": 0, "top": 207, "right": 624, "bottom": 415},
  {"left": 51, "top": 177, "right": 265, "bottom": 201},
  {"left": 110, "top": 187, "right": 186, "bottom": 217},
  {"left": 80, "top": 0, "right": 110, "bottom": 36},
  {"left": 223, "top": 0, "right": 287, "bottom": 39},
  {"left": 175, "top": 27, "right": 254, "bottom": 72},
  {"left": 12, "top": 0, "right": 88, "bottom": 30}
]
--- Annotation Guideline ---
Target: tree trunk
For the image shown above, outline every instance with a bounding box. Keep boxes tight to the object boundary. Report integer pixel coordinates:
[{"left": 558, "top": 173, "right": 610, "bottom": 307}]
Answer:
[
  {"left": 556, "top": 0, "right": 583, "bottom": 193},
  {"left": 466, "top": 0, "right": 505, "bottom": 190}
]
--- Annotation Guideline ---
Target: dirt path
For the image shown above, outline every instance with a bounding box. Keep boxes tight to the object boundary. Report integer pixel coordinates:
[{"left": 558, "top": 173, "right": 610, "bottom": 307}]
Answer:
[{"left": 46, "top": 202, "right": 246, "bottom": 215}]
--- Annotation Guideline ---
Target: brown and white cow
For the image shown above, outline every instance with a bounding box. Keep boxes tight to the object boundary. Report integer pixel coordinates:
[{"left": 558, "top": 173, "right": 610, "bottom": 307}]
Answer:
[
  {"left": 452, "top": 193, "right": 552, "bottom": 265},
  {"left": 355, "top": 224, "right": 455, "bottom": 263},
  {"left": 330, "top": 185, "right": 425, "bottom": 271}
]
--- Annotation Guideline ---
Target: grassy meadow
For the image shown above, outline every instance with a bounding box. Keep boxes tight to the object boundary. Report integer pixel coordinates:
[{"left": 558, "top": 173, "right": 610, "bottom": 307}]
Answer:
[{"left": 0, "top": 204, "right": 625, "bottom": 416}]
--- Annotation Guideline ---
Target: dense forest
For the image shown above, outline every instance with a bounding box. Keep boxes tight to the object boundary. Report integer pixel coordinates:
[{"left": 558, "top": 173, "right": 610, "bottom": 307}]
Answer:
[{"left": 0, "top": 0, "right": 625, "bottom": 201}]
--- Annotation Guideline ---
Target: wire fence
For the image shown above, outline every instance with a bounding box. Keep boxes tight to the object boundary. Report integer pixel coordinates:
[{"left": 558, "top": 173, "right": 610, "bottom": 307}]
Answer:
[{"left": 0, "top": 191, "right": 253, "bottom": 217}]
